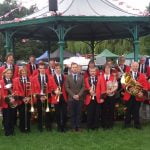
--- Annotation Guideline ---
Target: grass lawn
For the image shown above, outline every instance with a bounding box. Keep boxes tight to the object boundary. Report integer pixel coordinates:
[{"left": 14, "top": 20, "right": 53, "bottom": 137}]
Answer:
[{"left": 0, "top": 121, "right": 150, "bottom": 150}]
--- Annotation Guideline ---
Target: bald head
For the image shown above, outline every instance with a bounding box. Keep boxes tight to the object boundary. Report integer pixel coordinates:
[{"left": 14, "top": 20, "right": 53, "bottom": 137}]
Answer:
[{"left": 131, "top": 62, "right": 139, "bottom": 72}]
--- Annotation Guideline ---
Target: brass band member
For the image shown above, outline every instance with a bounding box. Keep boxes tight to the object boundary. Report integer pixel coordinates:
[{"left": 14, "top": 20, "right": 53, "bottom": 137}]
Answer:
[
  {"left": 101, "top": 65, "right": 118, "bottom": 129},
  {"left": 122, "top": 62, "right": 148, "bottom": 129},
  {"left": 26, "top": 55, "right": 38, "bottom": 77},
  {"left": 0, "top": 53, "right": 19, "bottom": 80},
  {"left": 51, "top": 63, "right": 68, "bottom": 132},
  {"left": 13, "top": 67, "right": 32, "bottom": 133},
  {"left": 0, "top": 69, "right": 16, "bottom": 136},
  {"left": 84, "top": 67, "right": 103, "bottom": 130},
  {"left": 32, "top": 62, "right": 57, "bottom": 132}
]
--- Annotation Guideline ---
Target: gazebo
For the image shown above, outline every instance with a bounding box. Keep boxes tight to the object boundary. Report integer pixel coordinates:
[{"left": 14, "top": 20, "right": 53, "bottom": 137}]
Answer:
[{"left": 0, "top": 0, "right": 149, "bottom": 67}]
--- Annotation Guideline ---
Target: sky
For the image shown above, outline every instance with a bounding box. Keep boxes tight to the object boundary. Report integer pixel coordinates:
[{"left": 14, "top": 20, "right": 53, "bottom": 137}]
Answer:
[{"left": 0, "top": 0, "right": 149, "bottom": 12}]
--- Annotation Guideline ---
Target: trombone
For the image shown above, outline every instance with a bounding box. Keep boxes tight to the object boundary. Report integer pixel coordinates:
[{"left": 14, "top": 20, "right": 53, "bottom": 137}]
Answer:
[{"left": 24, "top": 81, "right": 32, "bottom": 130}]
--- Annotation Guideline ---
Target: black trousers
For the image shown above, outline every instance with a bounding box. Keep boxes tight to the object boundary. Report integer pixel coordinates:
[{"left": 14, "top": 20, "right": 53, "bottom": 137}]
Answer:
[
  {"left": 54, "top": 97, "right": 67, "bottom": 131},
  {"left": 101, "top": 96, "right": 115, "bottom": 128},
  {"left": 3, "top": 107, "right": 16, "bottom": 136},
  {"left": 68, "top": 100, "right": 82, "bottom": 129},
  {"left": 124, "top": 96, "right": 141, "bottom": 126},
  {"left": 37, "top": 99, "right": 52, "bottom": 130},
  {"left": 87, "top": 100, "right": 101, "bottom": 129},
  {"left": 18, "top": 103, "right": 31, "bottom": 132}
]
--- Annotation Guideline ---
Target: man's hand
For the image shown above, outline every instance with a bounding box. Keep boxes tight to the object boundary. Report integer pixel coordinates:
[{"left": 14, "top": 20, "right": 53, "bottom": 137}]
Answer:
[
  {"left": 73, "top": 95, "right": 79, "bottom": 100},
  {"left": 137, "top": 91, "right": 143, "bottom": 98}
]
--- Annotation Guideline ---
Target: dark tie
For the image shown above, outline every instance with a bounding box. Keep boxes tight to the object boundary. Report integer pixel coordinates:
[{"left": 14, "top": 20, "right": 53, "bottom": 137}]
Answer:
[
  {"left": 106, "top": 76, "right": 108, "bottom": 81},
  {"left": 59, "top": 76, "right": 62, "bottom": 85},
  {"left": 32, "top": 64, "right": 35, "bottom": 71},
  {"left": 92, "top": 77, "right": 95, "bottom": 84},
  {"left": 141, "top": 64, "right": 144, "bottom": 73},
  {"left": 134, "top": 72, "right": 137, "bottom": 79},
  {"left": 74, "top": 75, "right": 77, "bottom": 83}
]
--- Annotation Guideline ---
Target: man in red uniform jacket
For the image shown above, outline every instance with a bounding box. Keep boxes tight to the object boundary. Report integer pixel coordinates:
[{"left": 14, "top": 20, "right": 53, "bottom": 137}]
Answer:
[
  {"left": 84, "top": 67, "right": 104, "bottom": 130},
  {"left": 32, "top": 62, "right": 57, "bottom": 131},
  {"left": 122, "top": 62, "right": 148, "bottom": 129},
  {"left": 0, "top": 53, "right": 19, "bottom": 80},
  {"left": 26, "top": 55, "right": 38, "bottom": 77}
]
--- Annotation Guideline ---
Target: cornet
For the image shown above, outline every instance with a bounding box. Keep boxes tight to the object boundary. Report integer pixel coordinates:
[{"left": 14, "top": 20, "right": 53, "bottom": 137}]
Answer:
[
  {"left": 90, "top": 84, "right": 95, "bottom": 100},
  {"left": 55, "top": 86, "right": 62, "bottom": 102}
]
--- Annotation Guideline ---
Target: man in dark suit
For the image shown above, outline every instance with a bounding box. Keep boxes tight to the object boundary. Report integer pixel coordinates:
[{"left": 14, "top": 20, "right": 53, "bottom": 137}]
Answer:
[{"left": 65, "top": 63, "right": 85, "bottom": 131}]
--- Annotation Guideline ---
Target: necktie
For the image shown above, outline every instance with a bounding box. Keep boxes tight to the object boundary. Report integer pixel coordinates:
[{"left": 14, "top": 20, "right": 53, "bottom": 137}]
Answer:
[
  {"left": 74, "top": 75, "right": 77, "bottom": 83},
  {"left": 106, "top": 75, "right": 108, "bottom": 81},
  {"left": 32, "top": 64, "right": 35, "bottom": 71},
  {"left": 59, "top": 75, "right": 62, "bottom": 85},
  {"left": 141, "top": 64, "right": 144, "bottom": 73},
  {"left": 92, "top": 77, "right": 95, "bottom": 84},
  {"left": 7, "top": 79, "right": 11, "bottom": 84},
  {"left": 134, "top": 72, "right": 137, "bottom": 79}
]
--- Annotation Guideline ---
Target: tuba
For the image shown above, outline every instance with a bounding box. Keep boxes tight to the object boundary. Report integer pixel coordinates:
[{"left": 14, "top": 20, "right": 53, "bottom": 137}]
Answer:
[{"left": 121, "top": 73, "right": 147, "bottom": 98}]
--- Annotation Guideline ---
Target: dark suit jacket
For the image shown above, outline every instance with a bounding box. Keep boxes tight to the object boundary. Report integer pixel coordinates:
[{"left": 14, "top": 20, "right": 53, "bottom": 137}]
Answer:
[{"left": 65, "top": 74, "right": 84, "bottom": 101}]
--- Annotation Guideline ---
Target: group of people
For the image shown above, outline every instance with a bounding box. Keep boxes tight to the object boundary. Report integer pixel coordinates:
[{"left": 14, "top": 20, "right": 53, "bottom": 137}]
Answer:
[{"left": 0, "top": 53, "right": 149, "bottom": 136}]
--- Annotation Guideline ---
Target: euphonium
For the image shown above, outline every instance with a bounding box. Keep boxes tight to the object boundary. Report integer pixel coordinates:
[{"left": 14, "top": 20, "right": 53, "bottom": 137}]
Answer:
[
  {"left": 5, "top": 83, "right": 17, "bottom": 108},
  {"left": 121, "top": 73, "right": 146, "bottom": 98}
]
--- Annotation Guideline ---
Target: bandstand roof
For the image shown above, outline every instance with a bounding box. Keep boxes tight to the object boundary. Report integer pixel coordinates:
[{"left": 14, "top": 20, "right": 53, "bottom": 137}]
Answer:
[{"left": 0, "top": 0, "right": 149, "bottom": 41}]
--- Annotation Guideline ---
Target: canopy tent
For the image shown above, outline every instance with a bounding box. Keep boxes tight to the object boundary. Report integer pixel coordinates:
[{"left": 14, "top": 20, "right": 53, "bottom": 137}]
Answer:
[
  {"left": 36, "top": 49, "right": 75, "bottom": 61},
  {"left": 96, "top": 49, "right": 118, "bottom": 58},
  {"left": 50, "top": 49, "right": 75, "bottom": 59},
  {"left": 125, "top": 52, "right": 142, "bottom": 59},
  {"left": 36, "top": 51, "right": 49, "bottom": 62}
]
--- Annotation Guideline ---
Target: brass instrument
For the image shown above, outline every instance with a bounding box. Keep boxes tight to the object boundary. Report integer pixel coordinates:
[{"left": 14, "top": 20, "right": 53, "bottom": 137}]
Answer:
[
  {"left": 89, "top": 83, "right": 95, "bottom": 100},
  {"left": 121, "top": 73, "right": 147, "bottom": 98},
  {"left": 40, "top": 82, "right": 50, "bottom": 113},
  {"left": 55, "top": 86, "right": 62, "bottom": 102},
  {"left": 5, "top": 83, "right": 17, "bottom": 108}
]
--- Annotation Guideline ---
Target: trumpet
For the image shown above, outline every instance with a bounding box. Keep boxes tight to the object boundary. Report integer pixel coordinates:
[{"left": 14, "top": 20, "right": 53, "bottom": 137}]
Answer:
[
  {"left": 89, "top": 83, "right": 95, "bottom": 100},
  {"left": 55, "top": 86, "right": 62, "bottom": 102}
]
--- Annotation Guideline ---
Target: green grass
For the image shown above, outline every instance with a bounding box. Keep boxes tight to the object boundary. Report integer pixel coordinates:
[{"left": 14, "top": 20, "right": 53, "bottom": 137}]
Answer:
[{"left": 0, "top": 122, "right": 150, "bottom": 150}]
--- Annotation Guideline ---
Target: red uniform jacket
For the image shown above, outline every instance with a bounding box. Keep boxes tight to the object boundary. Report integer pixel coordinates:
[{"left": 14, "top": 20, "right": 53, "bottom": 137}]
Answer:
[
  {"left": 51, "top": 74, "right": 68, "bottom": 104},
  {"left": 84, "top": 69, "right": 100, "bottom": 79},
  {"left": 32, "top": 74, "right": 57, "bottom": 103},
  {"left": 123, "top": 72, "right": 148, "bottom": 102},
  {"left": 0, "top": 78, "right": 17, "bottom": 109},
  {"left": 0, "top": 64, "right": 19, "bottom": 80},
  {"left": 99, "top": 74, "right": 115, "bottom": 95},
  {"left": 26, "top": 63, "right": 38, "bottom": 77},
  {"left": 13, "top": 77, "right": 34, "bottom": 105},
  {"left": 84, "top": 76, "right": 105, "bottom": 105}
]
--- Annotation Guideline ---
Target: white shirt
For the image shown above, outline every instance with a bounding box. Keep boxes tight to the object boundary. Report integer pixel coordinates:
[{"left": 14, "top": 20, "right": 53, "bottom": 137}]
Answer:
[
  {"left": 132, "top": 71, "right": 137, "bottom": 80},
  {"left": 104, "top": 74, "right": 110, "bottom": 81},
  {"left": 56, "top": 74, "right": 62, "bottom": 85}
]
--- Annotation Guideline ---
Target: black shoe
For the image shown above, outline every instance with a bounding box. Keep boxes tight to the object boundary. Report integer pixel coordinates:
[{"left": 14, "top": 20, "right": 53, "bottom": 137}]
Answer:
[
  {"left": 134, "top": 125, "right": 142, "bottom": 130},
  {"left": 123, "top": 124, "right": 131, "bottom": 129}
]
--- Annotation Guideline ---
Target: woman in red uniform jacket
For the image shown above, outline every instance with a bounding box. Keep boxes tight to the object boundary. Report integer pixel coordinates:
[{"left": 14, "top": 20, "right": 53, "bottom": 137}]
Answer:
[
  {"left": 13, "top": 67, "right": 33, "bottom": 133},
  {"left": 100, "top": 65, "right": 118, "bottom": 129},
  {"left": 0, "top": 68, "right": 17, "bottom": 136}
]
